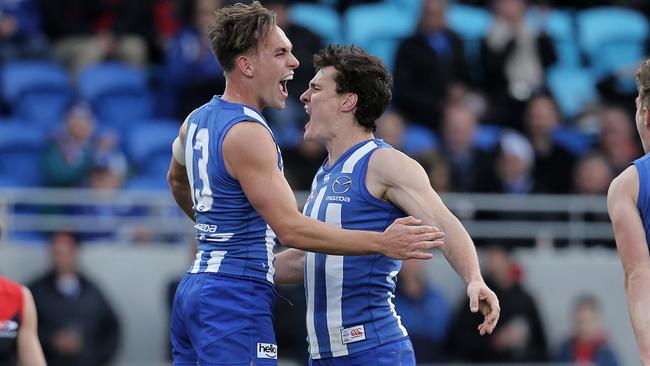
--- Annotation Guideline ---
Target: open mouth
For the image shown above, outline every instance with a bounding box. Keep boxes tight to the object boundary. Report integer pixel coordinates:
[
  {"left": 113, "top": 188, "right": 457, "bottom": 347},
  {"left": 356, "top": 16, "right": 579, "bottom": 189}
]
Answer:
[
  {"left": 279, "top": 74, "right": 293, "bottom": 97},
  {"left": 279, "top": 80, "right": 288, "bottom": 96}
]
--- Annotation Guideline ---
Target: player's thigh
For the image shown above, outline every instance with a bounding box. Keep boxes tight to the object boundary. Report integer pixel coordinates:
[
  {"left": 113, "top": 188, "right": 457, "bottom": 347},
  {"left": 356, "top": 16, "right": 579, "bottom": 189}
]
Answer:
[
  {"left": 309, "top": 338, "right": 415, "bottom": 366},
  {"left": 195, "top": 274, "right": 277, "bottom": 365},
  {"left": 170, "top": 274, "right": 201, "bottom": 364}
]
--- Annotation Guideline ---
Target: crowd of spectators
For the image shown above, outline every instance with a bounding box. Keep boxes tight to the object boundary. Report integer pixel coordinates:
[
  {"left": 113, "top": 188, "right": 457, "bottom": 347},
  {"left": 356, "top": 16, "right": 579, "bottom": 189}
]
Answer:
[{"left": 0, "top": 0, "right": 648, "bottom": 247}]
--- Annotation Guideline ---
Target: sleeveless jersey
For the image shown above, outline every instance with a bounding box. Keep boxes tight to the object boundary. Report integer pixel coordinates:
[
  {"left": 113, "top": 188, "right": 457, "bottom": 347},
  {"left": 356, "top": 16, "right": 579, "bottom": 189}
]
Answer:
[
  {"left": 184, "top": 96, "right": 282, "bottom": 283},
  {"left": 302, "top": 139, "right": 409, "bottom": 359},
  {"left": 0, "top": 276, "right": 23, "bottom": 366},
  {"left": 634, "top": 153, "right": 650, "bottom": 246}
]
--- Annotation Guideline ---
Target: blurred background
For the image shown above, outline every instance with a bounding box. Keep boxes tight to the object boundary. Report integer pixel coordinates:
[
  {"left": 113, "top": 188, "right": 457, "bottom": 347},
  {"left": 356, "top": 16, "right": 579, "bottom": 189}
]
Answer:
[{"left": 0, "top": 0, "right": 648, "bottom": 365}]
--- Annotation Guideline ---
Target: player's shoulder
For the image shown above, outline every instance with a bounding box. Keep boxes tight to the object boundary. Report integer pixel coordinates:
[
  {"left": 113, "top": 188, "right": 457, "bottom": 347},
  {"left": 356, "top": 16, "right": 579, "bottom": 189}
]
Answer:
[
  {"left": 608, "top": 165, "right": 639, "bottom": 201},
  {"left": 368, "top": 146, "right": 423, "bottom": 184}
]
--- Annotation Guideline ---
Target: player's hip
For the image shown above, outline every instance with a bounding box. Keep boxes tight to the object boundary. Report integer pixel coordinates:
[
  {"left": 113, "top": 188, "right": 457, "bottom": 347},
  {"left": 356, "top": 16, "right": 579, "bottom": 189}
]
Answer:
[{"left": 309, "top": 337, "right": 415, "bottom": 366}]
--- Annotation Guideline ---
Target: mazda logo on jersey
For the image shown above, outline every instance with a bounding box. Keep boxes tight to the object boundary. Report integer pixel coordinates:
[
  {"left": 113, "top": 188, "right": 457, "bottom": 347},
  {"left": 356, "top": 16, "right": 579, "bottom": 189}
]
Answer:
[{"left": 332, "top": 176, "right": 352, "bottom": 194}]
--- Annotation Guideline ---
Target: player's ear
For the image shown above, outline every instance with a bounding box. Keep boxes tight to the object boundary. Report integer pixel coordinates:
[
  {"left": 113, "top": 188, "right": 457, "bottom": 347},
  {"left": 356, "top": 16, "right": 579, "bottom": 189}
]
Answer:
[
  {"left": 236, "top": 55, "right": 254, "bottom": 77},
  {"left": 340, "top": 93, "right": 358, "bottom": 113}
]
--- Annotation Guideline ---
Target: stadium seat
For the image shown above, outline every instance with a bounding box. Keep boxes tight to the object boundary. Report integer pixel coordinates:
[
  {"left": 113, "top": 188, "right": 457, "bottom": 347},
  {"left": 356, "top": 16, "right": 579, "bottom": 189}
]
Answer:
[
  {"left": 546, "top": 66, "right": 598, "bottom": 119},
  {"left": 344, "top": 3, "right": 418, "bottom": 71},
  {"left": 552, "top": 126, "right": 593, "bottom": 156},
  {"left": 78, "top": 62, "right": 153, "bottom": 130},
  {"left": 402, "top": 123, "right": 438, "bottom": 154},
  {"left": 447, "top": 4, "right": 493, "bottom": 64},
  {"left": 1, "top": 61, "right": 72, "bottom": 127},
  {"left": 576, "top": 6, "right": 648, "bottom": 85},
  {"left": 474, "top": 124, "right": 503, "bottom": 151},
  {"left": 290, "top": 3, "right": 343, "bottom": 44},
  {"left": 125, "top": 120, "right": 179, "bottom": 190},
  {"left": 0, "top": 121, "right": 46, "bottom": 187},
  {"left": 527, "top": 8, "right": 580, "bottom": 67}
]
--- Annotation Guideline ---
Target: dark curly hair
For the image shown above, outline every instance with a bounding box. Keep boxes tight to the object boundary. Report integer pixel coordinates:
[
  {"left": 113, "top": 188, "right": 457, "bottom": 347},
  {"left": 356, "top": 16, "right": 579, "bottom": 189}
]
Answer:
[
  {"left": 208, "top": 1, "right": 275, "bottom": 72},
  {"left": 313, "top": 45, "right": 392, "bottom": 132}
]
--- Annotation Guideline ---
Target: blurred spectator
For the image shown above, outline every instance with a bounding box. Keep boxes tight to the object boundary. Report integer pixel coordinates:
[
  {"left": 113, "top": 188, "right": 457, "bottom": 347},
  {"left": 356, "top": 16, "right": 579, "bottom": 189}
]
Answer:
[
  {"left": 440, "top": 105, "right": 496, "bottom": 192},
  {"left": 524, "top": 94, "right": 576, "bottom": 193},
  {"left": 393, "top": 0, "right": 470, "bottom": 131},
  {"left": 42, "top": 0, "right": 151, "bottom": 73},
  {"left": 573, "top": 154, "right": 613, "bottom": 195},
  {"left": 394, "top": 259, "right": 450, "bottom": 363},
  {"left": 376, "top": 109, "right": 408, "bottom": 150},
  {"left": 160, "top": 0, "right": 225, "bottom": 120},
  {"left": 556, "top": 295, "right": 620, "bottom": 366},
  {"left": 448, "top": 245, "right": 549, "bottom": 362},
  {"left": 282, "top": 138, "right": 326, "bottom": 191},
  {"left": 0, "top": 0, "right": 48, "bottom": 60},
  {"left": 491, "top": 131, "right": 537, "bottom": 194},
  {"left": 416, "top": 153, "right": 452, "bottom": 192},
  {"left": 573, "top": 154, "right": 614, "bottom": 247},
  {"left": 264, "top": 0, "right": 323, "bottom": 147},
  {"left": 41, "top": 105, "right": 97, "bottom": 187},
  {"left": 70, "top": 148, "right": 155, "bottom": 243},
  {"left": 480, "top": 0, "right": 557, "bottom": 130},
  {"left": 29, "top": 232, "right": 121, "bottom": 366},
  {"left": 599, "top": 106, "right": 642, "bottom": 175}
]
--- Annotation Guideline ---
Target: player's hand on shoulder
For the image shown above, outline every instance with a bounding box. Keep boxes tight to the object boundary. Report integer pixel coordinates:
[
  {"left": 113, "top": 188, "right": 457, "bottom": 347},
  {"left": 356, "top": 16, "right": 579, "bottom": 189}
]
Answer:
[
  {"left": 380, "top": 216, "right": 444, "bottom": 260},
  {"left": 467, "top": 280, "right": 500, "bottom": 336}
]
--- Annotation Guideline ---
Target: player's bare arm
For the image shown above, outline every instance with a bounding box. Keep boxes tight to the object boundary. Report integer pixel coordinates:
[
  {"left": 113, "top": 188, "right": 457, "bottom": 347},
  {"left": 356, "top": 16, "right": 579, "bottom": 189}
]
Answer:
[
  {"left": 168, "top": 119, "right": 194, "bottom": 220},
  {"left": 274, "top": 248, "right": 305, "bottom": 284},
  {"left": 608, "top": 165, "right": 650, "bottom": 365},
  {"left": 367, "top": 148, "right": 500, "bottom": 335},
  {"left": 223, "top": 122, "right": 443, "bottom": 259},
  {"left": 17, "top": 287, "right": 46, "bottom": 366}
]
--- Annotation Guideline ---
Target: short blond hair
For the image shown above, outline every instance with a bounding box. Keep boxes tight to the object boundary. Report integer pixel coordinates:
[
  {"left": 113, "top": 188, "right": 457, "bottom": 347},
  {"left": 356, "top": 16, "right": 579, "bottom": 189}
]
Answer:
[{"left": 208, "top": 1, "right": 276, "bottom": 72}]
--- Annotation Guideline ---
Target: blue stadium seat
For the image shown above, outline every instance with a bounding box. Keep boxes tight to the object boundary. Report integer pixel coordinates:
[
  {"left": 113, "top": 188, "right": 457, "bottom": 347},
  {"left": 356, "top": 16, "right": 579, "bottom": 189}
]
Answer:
[
  {"left": 474, "top": 124, "right": 503, "bottom": 151},
  {"left": 0, "top": 121, "right": 46, "bottom": 187},
  {"left": 546, "top": 66, "right": 598, "bottom": 119},
  {"left": 402, "top": 123, "right": 438, "bottom": 154},
  {"left": 447, "top": 4, "right": 493, "bottom": 64},
  {"left": 528, "top": 8, "right": 580, "bottom": 67},
  {"left": 1, "top": 61, "right": 72, "bottom": 127},
  {"left": 576, "top": 6, "right": 648, "bottom": 85},
  {"left": 290, "top": 3, "right": 343, "bottom": 44},
  {"left": 125, "top": 120, "right": 179, "bottom": 190},
  {"left": 78, "top": 62, "right": 153, "bottom": 130},
  {"left": 344, "top": 3, "right": 418, "bottom": 71},
  {"left": 552, "top": 126, "right": 593, "bottom": 156}
]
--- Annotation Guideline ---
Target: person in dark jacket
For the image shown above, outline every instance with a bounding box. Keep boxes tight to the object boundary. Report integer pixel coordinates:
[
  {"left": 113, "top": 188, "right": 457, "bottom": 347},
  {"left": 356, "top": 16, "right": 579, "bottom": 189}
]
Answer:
[
  {"left": 448, "top": 245, "right": 548, "bottom": 362},
  {"left": 393, "top": 0, "right": 470, "bottom": 131},
  {"left": 29, "top": 232, "right": 120, "bottom": 366}
]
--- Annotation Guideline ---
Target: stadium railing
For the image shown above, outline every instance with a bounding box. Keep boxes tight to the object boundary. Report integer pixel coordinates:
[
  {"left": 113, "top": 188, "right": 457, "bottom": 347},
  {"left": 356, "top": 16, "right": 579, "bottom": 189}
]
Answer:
[{"left": 0, "top": 188, "right": 610, "bottom": 247}]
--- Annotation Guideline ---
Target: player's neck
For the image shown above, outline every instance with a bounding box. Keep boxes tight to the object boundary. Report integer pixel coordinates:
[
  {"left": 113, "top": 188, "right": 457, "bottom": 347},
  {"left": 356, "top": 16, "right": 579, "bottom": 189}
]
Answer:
[
  {"left": 222, "top": 80, "right": 263, "bottom": 111},
  {"left": 326, "top": 130, "right": 374, "bottom": 166}
]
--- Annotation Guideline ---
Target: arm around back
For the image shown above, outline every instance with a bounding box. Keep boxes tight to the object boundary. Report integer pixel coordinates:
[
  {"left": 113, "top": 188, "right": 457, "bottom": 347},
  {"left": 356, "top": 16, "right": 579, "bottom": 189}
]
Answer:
[{"left": 222, "top": 122, "right": 442, "bottom": 259}]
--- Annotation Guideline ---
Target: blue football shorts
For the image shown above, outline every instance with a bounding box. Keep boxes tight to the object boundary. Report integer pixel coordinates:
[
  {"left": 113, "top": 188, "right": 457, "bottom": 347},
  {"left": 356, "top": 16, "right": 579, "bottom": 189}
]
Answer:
[
  {"left": 308, "top": 337, "right": 415, "bottom": 366},
  {"left": 171, "top": 272, "right": 277, "bottom": 365}
]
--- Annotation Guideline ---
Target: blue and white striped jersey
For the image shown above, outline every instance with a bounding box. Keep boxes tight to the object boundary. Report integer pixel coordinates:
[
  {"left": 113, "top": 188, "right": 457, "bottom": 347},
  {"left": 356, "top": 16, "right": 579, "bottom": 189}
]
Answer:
[
  {"left": 303, "top": 139, "right": 409, "bottom": 359},
  {"left": 183, "top": 96, "right": 281, "bottom": 283},
  {"left": 634, "top": 153, "right": 650, "bottom": 247}
]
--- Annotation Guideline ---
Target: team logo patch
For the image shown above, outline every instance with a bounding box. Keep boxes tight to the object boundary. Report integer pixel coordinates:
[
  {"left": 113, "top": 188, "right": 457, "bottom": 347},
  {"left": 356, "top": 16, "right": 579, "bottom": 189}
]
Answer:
[
  {"left": 340, "top": 324, "right": 366, "bottom": 344},
  {"left": 332, "top": 176, "right": 352, "bottom": 194},
  {"left": 0, "top": 320, "right": 18, "bottom": 338},
  {"left": 257, "top": 342, "right": 277, "bottom": 359}
]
